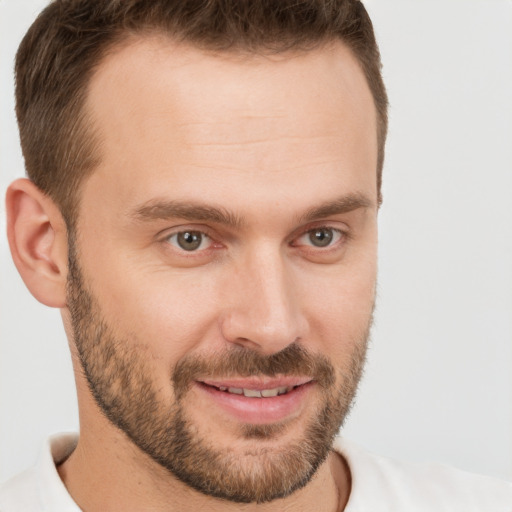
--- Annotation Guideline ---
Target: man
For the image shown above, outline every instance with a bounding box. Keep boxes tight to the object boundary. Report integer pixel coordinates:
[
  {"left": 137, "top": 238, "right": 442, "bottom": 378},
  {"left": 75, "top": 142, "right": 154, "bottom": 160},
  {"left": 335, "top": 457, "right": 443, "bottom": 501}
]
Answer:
[{"left": 1, "top": 0, "right": 511, "bottom": 511}]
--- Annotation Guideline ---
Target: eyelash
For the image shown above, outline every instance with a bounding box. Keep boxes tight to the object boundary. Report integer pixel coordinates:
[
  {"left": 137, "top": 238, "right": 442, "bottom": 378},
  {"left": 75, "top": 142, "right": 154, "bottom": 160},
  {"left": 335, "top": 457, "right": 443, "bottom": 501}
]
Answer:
[
  {"left": 165, "top": 231, "right": 213, "bottom": 251},
  {"left": 161, "top": 225, "right": 348, "bottom": 255}
]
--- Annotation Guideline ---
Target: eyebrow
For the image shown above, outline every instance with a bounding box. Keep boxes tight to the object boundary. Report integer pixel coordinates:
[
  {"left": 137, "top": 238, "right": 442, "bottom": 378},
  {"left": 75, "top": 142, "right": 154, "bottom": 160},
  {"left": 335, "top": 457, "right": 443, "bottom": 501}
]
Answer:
[
  {"left": 131, "top": 200, "right": 243, "bottom": 228},
  {"left": 131, "top": 192, "right": 374, "bottom": 228},
  {"left": 298, "top": 193, "right": 374, "bottom": 223}
]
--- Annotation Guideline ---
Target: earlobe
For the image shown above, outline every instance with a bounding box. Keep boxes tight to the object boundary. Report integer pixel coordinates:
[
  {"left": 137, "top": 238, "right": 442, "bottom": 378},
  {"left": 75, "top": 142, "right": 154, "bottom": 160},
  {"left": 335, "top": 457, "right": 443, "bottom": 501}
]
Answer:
[{"left": 6, "top": 178, "right": 69, "bottom": 308}]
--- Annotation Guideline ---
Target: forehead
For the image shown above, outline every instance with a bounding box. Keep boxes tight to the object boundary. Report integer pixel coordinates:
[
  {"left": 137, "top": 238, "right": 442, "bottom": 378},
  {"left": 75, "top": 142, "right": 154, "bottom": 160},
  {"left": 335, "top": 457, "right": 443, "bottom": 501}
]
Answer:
[
  {"left": 82, "top": 36, "right": 378, "bottom": 216},
  {"left": 89, "top": 35, "right": 376, "bottom": 133}
]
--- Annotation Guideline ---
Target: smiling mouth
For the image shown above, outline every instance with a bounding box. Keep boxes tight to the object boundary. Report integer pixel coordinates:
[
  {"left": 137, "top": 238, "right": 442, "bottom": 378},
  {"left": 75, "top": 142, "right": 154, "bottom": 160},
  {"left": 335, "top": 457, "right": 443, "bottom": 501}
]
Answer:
[
  {"left": 195, "top": 379, "right": 314, "bottom": 424},
  {"left": 202, "top": 383, "right": 302, "bottom": 398}
]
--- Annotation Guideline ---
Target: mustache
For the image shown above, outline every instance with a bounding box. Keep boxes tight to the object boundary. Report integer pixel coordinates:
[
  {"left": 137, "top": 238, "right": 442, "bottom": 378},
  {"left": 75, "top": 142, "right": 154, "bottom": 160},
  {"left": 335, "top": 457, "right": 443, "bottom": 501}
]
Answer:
[{"left": 172, "top": 343, "right": 336, "bottom": 400}]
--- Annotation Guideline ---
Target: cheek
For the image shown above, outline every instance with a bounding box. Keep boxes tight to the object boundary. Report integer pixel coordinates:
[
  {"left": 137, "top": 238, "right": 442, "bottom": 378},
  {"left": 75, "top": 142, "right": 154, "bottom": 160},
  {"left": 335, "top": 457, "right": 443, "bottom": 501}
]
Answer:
[
  {"left": 84, "top": 260, "right": 225, "bottom": 364},
  {"left": 301, "top": 253, "right": 376, "bottom": 356}
]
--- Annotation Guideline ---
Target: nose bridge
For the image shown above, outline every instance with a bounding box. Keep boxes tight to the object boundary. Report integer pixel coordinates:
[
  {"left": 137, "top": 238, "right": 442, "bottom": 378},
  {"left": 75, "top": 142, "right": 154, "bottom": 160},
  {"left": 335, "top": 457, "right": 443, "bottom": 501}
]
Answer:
[{"left": 222, "top": 242, "right": 305, "bottom": 353}]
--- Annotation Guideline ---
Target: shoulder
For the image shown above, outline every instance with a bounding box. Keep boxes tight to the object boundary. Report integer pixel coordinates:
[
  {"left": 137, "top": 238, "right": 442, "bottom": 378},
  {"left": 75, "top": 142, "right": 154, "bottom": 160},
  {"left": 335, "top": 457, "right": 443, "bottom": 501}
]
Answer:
[
  {"left": 0, "top": 465, "right": 42, "bottom": 512},
  {"left": 334, "top": 437, "right": 512, "bottom": 512},
  {"left": 0, "top": 434, "right": 80, "bottom": 512}
]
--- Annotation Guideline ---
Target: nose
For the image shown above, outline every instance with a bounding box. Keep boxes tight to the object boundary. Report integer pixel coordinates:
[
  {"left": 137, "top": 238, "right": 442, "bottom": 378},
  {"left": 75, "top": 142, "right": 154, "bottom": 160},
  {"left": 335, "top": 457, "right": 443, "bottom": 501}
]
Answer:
[{"left": 220, "top": 244, "right": 308, "bottom": 355}]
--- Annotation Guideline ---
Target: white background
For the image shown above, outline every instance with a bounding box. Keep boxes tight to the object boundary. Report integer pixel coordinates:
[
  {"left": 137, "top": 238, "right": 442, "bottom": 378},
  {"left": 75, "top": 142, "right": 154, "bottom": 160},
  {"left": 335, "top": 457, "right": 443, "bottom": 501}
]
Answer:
[{"left": 1, "top": 0, "right": 511, "bottom": 483}]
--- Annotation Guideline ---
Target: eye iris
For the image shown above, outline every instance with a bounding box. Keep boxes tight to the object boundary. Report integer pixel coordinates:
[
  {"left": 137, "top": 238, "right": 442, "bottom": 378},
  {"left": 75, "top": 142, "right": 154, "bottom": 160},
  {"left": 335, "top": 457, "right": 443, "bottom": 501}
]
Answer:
[
  {"left": 177, "top": 231, "right": 202, "bottom": 251},
  {"left": 309, "top": 228, "right": 333, "bottom": 247}
]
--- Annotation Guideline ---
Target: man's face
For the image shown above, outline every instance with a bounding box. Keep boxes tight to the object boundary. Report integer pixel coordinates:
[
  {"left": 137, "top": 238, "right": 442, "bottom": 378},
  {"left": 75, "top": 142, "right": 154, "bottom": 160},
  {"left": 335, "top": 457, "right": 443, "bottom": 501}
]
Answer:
[{"left": 66, "top": 38, "right": 378, "bottom": 503}]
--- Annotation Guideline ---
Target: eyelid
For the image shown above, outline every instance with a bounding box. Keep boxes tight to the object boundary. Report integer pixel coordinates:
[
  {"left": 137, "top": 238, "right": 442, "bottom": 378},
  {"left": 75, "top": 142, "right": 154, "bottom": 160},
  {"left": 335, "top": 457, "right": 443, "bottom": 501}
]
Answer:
[
  {"left": 157, "top": 222, "right": 218, "bottom": 240},
  {"left": 296, "top": 227, "right": 343, "bottom": 248},
  {"left": 157, "top": 222, "right": 349, "bottom": 255},
  {"left": 290, "top": 222, "right": 350, "bottom": 247},
  {"left": 165, "top": 231, "right": 212, "bottom": 251},
  {"left": 158, "top": 225, "right": 223, "bottom": 254}
]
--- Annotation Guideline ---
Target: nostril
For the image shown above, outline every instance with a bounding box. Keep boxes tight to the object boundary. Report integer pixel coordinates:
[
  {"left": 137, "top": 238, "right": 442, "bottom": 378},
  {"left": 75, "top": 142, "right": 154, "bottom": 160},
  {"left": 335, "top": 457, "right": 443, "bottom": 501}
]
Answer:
[{"left": 219, "top": 275, "right": 306, "bottom": 353}]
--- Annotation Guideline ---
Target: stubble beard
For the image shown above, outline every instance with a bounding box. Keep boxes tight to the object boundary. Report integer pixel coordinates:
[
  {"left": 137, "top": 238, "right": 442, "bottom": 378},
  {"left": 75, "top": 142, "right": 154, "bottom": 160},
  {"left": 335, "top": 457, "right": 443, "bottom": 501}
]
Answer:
[{"left": 66, "top": 236, "right": 371, "bottom": 504}]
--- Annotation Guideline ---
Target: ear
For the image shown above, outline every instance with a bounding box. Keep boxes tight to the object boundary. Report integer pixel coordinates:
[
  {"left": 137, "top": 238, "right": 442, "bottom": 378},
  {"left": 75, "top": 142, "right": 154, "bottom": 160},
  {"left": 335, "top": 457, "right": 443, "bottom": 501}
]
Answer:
[{"left": 6, "top": 178, "right": 69, "bottom": 308}]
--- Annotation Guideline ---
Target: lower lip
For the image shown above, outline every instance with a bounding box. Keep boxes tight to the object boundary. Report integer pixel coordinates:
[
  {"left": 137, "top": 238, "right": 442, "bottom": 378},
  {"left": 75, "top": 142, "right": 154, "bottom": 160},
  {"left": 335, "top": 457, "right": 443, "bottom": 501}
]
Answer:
[{"left": 195, "top": 382, "right": 314, "bottom": 424}]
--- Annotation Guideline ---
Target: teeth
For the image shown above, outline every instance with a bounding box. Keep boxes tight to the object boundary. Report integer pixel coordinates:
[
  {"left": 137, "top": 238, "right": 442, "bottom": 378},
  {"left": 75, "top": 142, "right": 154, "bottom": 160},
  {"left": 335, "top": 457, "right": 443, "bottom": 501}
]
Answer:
[
  {"left": 218, "top": 386, "right": 295, "bottom": 397},
  {"left": 243, "top": 389, "right": 262, "bottom": 398}
]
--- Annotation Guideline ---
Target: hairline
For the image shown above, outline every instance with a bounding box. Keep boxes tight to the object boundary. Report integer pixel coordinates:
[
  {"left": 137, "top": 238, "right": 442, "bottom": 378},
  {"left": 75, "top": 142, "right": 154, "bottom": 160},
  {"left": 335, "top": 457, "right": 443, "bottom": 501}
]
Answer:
[{"left": 64, "top": 30, "right": 385, "bottom": 232}]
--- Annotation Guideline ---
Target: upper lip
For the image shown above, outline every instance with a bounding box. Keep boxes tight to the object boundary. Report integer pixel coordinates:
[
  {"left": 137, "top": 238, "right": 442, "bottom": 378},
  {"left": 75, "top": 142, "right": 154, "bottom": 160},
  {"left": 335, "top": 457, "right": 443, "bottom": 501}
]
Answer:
[{"left": 198, "top": 377, "right": 313, "bottom": 390}]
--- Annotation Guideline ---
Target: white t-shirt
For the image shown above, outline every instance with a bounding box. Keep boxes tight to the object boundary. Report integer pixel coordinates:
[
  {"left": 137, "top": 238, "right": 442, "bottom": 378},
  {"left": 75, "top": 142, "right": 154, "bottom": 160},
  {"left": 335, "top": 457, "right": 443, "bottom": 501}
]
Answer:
[{"left": 1, "top": 434, "right": 511, "bottom": 511}]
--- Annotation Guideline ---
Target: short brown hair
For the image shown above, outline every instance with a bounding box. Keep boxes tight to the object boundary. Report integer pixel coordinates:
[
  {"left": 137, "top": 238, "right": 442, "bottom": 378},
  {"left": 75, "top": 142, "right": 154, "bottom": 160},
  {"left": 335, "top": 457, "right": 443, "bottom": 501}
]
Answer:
[{"left": 15, "top": 0, "right": 388, "bottom": 226}]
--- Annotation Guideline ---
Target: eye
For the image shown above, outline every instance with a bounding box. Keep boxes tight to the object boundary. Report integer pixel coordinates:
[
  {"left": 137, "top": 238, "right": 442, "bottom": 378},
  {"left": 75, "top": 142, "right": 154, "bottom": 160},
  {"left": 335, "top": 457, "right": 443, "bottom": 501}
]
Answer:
[
  {"left": 296, "top": 227, "right": 343, "bottom": 248},
  {"left": 166, "top": 230, "right": 212, "bottom": 252}
]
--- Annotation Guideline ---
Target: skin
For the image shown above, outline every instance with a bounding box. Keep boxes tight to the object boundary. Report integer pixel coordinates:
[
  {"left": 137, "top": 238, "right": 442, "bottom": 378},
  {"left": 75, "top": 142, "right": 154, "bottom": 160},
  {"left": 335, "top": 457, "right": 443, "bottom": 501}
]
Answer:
[{"left": 7, "top": 36, "right": 378, "bottom": 512}]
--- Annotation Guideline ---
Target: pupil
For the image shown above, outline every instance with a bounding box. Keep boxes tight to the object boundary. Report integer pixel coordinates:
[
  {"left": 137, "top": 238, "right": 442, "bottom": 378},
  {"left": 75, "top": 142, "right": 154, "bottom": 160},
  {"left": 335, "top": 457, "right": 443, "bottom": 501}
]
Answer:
[
  {"left": 310, "top": 229, "right": 333, "bottom": 247},
  {"left": 177, "top": 231, "right": 202, "bottom": 251}
]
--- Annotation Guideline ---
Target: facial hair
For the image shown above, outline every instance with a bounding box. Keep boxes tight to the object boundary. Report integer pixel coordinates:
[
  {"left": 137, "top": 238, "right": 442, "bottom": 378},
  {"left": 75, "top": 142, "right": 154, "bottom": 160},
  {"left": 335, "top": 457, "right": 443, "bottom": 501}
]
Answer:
[{"left": 66, "top": 235, "right": 370, "bottom": 504}]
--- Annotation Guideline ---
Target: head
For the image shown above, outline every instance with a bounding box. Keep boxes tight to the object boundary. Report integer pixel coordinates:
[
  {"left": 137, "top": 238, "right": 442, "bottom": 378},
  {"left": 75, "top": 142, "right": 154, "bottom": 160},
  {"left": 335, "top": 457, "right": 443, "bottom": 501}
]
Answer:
[{"left": 9, "top": 0, "right": 387, "bottom": 505}]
